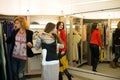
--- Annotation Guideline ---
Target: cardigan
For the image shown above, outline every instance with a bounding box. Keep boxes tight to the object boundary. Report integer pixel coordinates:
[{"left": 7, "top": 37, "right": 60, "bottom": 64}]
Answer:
[
  {"left": 114, "top": 28, "right": 120, "bottom": 45},
  {"left": 6, "top": 29, "right": 34, "bottom": 58}
]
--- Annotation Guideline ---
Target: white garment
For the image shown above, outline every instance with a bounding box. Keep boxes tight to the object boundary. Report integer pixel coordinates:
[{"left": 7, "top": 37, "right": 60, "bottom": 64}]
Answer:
[{"left": 41, "top": 49, "right": 59, "bottom": 80}]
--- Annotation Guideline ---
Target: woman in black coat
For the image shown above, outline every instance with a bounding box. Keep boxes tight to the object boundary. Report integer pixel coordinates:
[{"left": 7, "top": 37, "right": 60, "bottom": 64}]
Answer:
[
  {"left": 110, "top": 21, "right": 120, "bottom": 68},
  {"left": 6, "top": 16, "right": 33, "bottom": 80}
]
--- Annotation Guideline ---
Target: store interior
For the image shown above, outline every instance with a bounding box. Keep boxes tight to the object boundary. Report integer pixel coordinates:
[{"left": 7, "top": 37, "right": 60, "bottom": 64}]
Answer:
[{"left": 0, "top": 0, "right": 120, "bottom": 80}]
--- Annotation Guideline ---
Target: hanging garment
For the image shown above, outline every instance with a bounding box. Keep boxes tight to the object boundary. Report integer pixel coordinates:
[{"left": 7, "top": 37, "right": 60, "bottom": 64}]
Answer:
[
  {"left": 2, "top": 21, "right": 14, "bottom": 80},
  {"left": 82, "top": 25, "right": 86, "bottom": 41},
  {"left": 112, "top": 31, "right": 115, "bottom": 54},
  {"left": 0, "top": 23, "right": 7, "bottom": 80},
  {"left": 72, "top": 31, "right": 81, "bottom": 62},
  {"left": 32, "top": 31, "right": 42, "bottom": 54}
]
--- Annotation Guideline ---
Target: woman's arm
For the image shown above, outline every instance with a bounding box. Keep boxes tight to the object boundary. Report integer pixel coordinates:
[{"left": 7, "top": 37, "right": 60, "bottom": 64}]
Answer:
[
  {"left": 60, "top": 30, "right": 67, "bottom": 53},
  {"left": 97, "top": 30, "right": 102, "bottom": 48},
  {"left": 27, "top": 30, "right": 33, "bottom": 48}
]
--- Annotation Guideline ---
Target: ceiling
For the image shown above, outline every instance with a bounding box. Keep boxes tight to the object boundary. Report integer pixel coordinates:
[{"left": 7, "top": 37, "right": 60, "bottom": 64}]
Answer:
[{"left": 0, "top": 0, "right": 120, "bottom": 18}]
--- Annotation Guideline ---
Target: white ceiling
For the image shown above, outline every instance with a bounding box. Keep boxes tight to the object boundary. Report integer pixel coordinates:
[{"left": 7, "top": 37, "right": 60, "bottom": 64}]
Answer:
[{"left": 0, "top": 0, "right": 120, "bottom": 18}]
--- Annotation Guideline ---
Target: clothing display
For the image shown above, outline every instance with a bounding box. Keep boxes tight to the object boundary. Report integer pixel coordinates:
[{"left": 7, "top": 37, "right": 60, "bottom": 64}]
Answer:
[
  {"left": 0, "top": 21, "right": 14, "bottom": 80},
  {"left": 0, "top": 23, "right": 7, "bottom": 80},
  {"left": 32, "top": 31, "right": 42, "bottom": 54},
  {"left": 2, "top": 21, "right": 14, "bottom": 80},
  {"left": 82, "top": 25, "right": 87, "bottom": 41},
  {"left": 71, "top": 29, "right": 81, "bottom": 62}
]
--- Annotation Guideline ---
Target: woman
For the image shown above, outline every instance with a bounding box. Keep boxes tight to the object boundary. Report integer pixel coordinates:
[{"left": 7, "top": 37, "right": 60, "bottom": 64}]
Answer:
[
  {"left": 36, "top": 22, "right": 63, "bottom": 80},
  {"left": 57, "top": 21, "right": 72, "bottom": 80},
  {"left": 110, "top": 21, "right": 120, "bottom": 68},
  {"left": 89, "top": 23, "right": 102, "bottom": 72},
  {"left": 6, "top": 16, "right": 33, "bottom": 80}
]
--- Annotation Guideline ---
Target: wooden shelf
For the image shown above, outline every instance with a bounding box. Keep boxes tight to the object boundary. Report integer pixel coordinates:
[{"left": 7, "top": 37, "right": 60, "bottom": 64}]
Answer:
[{"left": 24, "top": 70, "right": 41, "bottom": 75}]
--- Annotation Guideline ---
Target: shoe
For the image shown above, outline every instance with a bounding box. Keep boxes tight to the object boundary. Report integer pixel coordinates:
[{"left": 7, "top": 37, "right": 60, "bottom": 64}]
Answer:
[
  {"left": 110, "top": 61, "right": 117, "bottom": 68},
  {"left": 64, "top": 69, "right": 73, "bottom": 80},
  {"left": 115, "top": 62, "right": 120, "bottom": 67},
  {"left": 92, "top": 69, "right": 97, "bottom": 72}
]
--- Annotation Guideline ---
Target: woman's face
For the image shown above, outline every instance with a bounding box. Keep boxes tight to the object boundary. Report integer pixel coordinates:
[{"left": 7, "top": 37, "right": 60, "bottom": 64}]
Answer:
[
  {"left": 14, "top": 20, "right": 21, "bottom": 29},
  {"left": 58, "top": 23, "right": 64, "bottom": 30},
  {"left": 97, "top": 24, "right": 100, "bottom": 29}
]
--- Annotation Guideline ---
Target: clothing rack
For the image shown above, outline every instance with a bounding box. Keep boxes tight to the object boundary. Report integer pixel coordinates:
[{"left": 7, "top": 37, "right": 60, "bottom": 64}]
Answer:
[
  {"left": 0, "top": 15, "right": 15, "bottom": 21},
  {"left": 0, "top": 19, "right": 14, "bottom": 80}
]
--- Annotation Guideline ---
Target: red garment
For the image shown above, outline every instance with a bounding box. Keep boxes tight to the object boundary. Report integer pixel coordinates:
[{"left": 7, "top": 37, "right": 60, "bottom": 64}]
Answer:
[
  {"left": 90, "top": 29, "right": 102, "bottom": 48},
  {"left": 59, "top": 29, "right": 66, "bottom": 52}
]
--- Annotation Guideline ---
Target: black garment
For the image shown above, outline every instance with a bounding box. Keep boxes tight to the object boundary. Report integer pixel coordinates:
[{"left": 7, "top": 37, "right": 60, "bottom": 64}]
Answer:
[
  {"left": 112, "top": 28, "right": 120, "bottom": 63},
  {"left": 59, "top": 69, "right": 72, "bottom": 80},
  {"left": 6, "top": 29, "right": 34, "bottom": 58},
  {"left": 90, "top": 44, "right": 99, "bottom": 71},
  {"left": 113, "top": 46, "right": 120, "bottom": 62},
  {"left": 59, "top": 72, "right": 63, "bottom": 80},
  {"left": 112, "top": 31, "right": 115, "bottom": 54},
  {"left": 114, "top": 28, "right": 120, "bottom": 45},
  {"left": 58, "top": 51, "right": 66, "bottom": 66},
  {"left": 41, "top": 34, "right": 58, "bottom": 61}
]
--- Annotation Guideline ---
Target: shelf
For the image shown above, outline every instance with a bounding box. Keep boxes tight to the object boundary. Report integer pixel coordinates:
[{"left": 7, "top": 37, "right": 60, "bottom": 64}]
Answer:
[{"left": 24, "top": 70, "right": 41, "bottom": 75}]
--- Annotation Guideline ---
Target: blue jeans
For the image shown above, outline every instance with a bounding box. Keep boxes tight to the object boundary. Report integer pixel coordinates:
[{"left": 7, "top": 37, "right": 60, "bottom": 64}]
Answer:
[
  {"left": 113, "top": 46, "right": 120, "bottom": 62},
  {"left": 90, "top": 44, "right": 99, "bottom": 71},
  {"left": 11, "top": 58, "right": 26, "bottom": 80}
]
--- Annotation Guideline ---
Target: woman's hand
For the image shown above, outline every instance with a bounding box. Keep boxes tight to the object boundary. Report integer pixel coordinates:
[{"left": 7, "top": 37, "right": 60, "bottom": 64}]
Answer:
[
  {"left": 61, "top": 51, "right": 65, "bottom": 55},
  {"left": 27, "top": 42, "right": 33, "bottom": 48},
  {"left": 38, "top": 30, "right": 44, "bottom": 37}
]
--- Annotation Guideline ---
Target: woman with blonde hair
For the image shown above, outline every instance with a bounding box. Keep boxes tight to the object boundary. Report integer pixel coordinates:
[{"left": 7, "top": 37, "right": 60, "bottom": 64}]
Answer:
[{"left": 6, "top": 16, "right": 33, "bottom": 80}]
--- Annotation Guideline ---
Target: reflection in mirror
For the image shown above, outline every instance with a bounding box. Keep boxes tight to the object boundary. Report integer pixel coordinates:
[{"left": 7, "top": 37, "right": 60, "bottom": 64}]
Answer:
[{"left": 66, "top": 16, "right": 120, "bottom": 78}]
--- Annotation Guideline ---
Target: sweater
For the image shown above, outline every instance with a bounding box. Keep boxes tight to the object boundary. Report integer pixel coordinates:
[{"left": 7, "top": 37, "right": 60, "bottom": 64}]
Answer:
[{"left": 90, "top": 29, "right": 102, "bottom": 48}]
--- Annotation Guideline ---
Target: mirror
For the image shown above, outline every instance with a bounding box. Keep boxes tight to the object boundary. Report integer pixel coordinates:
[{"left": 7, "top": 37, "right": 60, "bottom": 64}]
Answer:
[
  {"left": 65, "top": 16, "right": 120, "bottom": 78},
  {"left": 1, "top": 15, "right": 120, "bottom": 79}
]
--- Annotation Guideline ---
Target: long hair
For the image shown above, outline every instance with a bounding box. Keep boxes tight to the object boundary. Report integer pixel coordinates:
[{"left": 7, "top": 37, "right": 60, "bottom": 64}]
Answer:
[
  {"left": 91, "top": 23, "right": 98, "bottom": 33},
  {"left": 117, "top": 21, "right": 120, "bottom": 29},
  {"left": 44, "top": 22, "right": 56, "bottom": 33},
  {"left": 44, "top": 22, "right": 62, "bottom": 43},
  {"left": 56, "top": 21, "right": 64, "bottom": 30},
  {"left": 14, "top": 16, "right": 29, "bottom": 30}
]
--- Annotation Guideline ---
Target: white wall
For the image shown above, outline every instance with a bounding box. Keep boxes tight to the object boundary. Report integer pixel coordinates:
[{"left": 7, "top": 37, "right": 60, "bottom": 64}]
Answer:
[
  {"left": 29, "top": 15, "right": 59, "bottom": 29},
  {"left": 0, "top": 0, "right": 120, "bottom": 18}
]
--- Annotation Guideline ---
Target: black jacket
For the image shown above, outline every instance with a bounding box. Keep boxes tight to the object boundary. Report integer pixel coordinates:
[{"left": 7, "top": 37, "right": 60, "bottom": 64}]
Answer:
[
  {"left": 6, "top": 29, "right": 34, "bottom": 57},
  {"left": 114, "top": 28, "right": 120, "bottom": 45}
]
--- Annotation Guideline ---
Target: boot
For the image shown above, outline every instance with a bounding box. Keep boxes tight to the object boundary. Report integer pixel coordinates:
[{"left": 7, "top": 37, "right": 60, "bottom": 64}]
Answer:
[
  {"left": 110, "top": 61, "right": 117, "bottom": 68},
  {"left": 115, "top": 62, "right": 120, "bottom": 67},
  {"left": 59, "top": 72, "right": 63, "bottom": 80},
  {"left": 64, "top": 69, "right": 73, "bottom": 80},
  {"left": 92, "top": 62, "right": 97, "bottom": 72}
]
